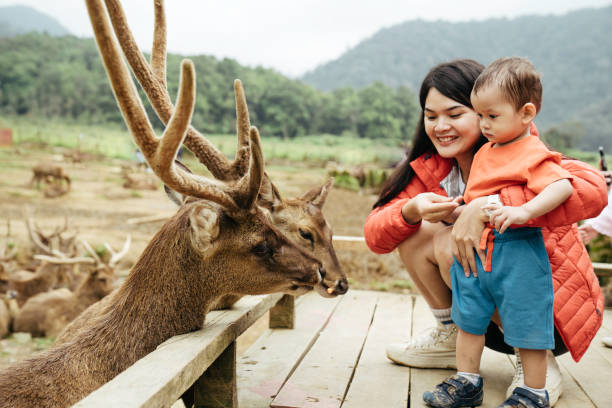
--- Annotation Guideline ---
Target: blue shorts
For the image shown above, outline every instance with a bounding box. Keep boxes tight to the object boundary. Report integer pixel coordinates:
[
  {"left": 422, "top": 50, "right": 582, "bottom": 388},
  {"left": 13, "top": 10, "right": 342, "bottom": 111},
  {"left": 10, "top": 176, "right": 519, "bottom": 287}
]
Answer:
[{"left": 450, "top": 227, "right": 554, "bottom": 350}]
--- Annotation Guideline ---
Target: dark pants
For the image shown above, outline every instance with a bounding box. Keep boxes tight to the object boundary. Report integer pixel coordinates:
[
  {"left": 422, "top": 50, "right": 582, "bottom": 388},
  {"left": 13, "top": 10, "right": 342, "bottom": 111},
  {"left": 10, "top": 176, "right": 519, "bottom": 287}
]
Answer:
[{"left": 484, "top": 321, "right": 568, "bottom": 356}]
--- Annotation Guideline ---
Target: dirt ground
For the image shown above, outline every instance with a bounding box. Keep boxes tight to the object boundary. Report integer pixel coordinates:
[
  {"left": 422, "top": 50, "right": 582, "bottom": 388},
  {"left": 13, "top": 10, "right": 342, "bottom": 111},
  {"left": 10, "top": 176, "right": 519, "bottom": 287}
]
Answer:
[{"left": 0, "top": 143, "right": 409, "bottom": 369}]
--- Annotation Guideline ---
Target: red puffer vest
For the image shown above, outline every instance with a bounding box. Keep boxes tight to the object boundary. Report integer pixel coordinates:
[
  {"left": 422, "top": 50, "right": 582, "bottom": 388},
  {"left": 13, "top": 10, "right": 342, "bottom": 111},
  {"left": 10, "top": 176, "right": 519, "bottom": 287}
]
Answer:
[{"left": 364, "top": 153, "right": 608, "bottom": 361}]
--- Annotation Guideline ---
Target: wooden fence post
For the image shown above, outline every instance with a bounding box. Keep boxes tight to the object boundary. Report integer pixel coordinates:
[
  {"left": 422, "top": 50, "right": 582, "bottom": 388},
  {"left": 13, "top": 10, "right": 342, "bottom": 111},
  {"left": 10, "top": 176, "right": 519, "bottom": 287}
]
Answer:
[
  {"left": 269, "top": 294, "right": 295, "bottom": 329},
  {"left": 193, "top": 341, "right": 237, "bottom": 408}
]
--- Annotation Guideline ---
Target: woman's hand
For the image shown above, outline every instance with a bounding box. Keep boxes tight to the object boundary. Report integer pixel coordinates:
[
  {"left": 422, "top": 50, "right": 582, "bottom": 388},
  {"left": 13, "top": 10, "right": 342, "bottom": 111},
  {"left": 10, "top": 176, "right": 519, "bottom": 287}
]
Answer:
[
  {"left": 402, "top": 193, "right": 461, "bottom": 224},
  {"left": 451, "top": 196, "right": 488, "bottom": 277}
]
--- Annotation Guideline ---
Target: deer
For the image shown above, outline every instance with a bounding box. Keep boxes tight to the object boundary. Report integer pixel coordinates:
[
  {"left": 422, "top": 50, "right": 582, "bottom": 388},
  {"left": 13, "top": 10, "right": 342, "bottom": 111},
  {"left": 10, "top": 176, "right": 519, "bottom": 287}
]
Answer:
[
  {"left": 0, "top": 219, "right": 17, "bottom": 293},
  {"left": 0, "top": 1, "right": 327, "bottom": 406},
  {"left": 12, "top": 236, "right": 129, "bottom": 337},
  {"left": 122, "top": 170, "right": 159, "bottom": 190},
  {"left": 7, "top": 217, "right": 82, "bottom": 304},
  {"left": 102, "top": 0, "right": 347, "bottom": 302},
  {"left": 13, "top": 254, "right": 118, "bottom": 338},
  {"left": 30, "top": 163, "right": 71, "bottom": 190},
  {"left": 0, "top": 295, "right": 10, "bottom": 338}
]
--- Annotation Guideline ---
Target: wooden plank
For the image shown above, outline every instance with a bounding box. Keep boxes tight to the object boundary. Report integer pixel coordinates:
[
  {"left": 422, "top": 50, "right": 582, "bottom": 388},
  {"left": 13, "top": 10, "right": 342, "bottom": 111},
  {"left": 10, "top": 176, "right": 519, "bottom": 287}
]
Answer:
[
  {"left": 409, "top": 296, "right": 515, "bottom": 408},
  {"left": 342, "top": 292, "right": 413, "bottom": 408},
  {"left": 74, "top": 293, "right": 283, "bottom": 408},
  {"left": 592, "top": 323, "right": 612, "bottom": 366},
  {"left": 237, "top": 292, "right": 342, "bottom": 407},
  {"left": 479, "top": 348, "right": 515, "bottom": 407},
  {"left": 557, "top": 328, "right": 612, "bottom": 408},
  {"left": 554, "top": 361, "right": 596, "bottom": 408},
  {"left": 409, "top": 296, "right": 455, "bottom": 408},
  {"left": 271, "top": 290, "right": 378, "bottom": 408}
]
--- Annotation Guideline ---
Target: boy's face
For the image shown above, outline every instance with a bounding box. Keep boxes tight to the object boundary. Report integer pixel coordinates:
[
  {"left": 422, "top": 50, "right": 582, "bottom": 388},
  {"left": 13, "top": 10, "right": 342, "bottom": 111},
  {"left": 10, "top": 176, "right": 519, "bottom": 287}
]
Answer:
[{"left": 470, "top": 85, "right": 532, "bottom": 145}]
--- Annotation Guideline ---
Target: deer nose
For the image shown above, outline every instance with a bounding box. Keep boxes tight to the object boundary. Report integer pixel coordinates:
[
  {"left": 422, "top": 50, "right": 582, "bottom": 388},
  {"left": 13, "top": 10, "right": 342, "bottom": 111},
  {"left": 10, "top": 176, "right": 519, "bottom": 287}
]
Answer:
[{"left": 335, "top": 278, "right": 349, "bottom": 295}]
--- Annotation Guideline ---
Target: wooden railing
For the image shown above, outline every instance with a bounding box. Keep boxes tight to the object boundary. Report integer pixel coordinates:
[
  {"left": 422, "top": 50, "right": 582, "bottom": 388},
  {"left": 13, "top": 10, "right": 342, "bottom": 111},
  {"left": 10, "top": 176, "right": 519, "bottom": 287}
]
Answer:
[
  {"left": 594, "top": 262, "right": 612, "bottom": 278},
  {"left": 73, "top": 293, "right": 295, "bottom": 408}
]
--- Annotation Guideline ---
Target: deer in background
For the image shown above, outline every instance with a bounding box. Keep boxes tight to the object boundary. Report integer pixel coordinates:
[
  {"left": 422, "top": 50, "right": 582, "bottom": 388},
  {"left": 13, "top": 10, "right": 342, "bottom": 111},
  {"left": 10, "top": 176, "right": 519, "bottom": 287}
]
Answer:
[
  {"left": 30, "top": 163, "right": 71, "bottom": 190},
  {"left": 7, "top": 217, "right": 81, "bottom": 304},
  {"left": 0, "top": 1, "right": 325, "bottom": 406},
  {"left": 12, "top": 236, "right": 128, "bottom": 337},
  {"left": 105, "top": 0, "right": 347, "bottom": 300},
  {"left": 13, "top": 258, "right": 117, "bottom": 338}
]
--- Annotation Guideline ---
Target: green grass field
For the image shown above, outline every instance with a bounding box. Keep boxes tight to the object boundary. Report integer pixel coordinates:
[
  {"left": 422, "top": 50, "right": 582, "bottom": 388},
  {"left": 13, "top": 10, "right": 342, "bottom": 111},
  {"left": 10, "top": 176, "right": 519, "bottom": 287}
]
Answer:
[{"left": 0, "top": 117, "right": 405, "bottom": 167}]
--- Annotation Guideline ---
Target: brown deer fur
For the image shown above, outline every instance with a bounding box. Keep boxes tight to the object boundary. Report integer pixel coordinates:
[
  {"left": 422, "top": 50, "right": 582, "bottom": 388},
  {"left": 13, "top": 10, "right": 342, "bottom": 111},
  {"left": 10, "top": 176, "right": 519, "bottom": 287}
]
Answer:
[{"left": 13, "top": 265, "right": 116, "bottom": 338}]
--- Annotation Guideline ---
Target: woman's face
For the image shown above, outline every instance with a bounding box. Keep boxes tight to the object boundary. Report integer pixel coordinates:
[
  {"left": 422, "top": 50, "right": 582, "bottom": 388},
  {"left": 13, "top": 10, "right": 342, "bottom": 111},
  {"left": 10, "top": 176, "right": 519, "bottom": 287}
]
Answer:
[{"left": 423, "top": 88, "right": 482, "bottom": 168}]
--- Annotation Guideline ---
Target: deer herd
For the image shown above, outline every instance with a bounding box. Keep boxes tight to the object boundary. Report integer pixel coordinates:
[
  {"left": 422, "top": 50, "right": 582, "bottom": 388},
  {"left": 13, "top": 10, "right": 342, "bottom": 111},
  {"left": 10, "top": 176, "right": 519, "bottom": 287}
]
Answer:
[
  {"left": 0, "top": 217, "right": 128, "bottom": 339},
  {"left": 0, "top": 0, "right": 348, "bottom": 407}
]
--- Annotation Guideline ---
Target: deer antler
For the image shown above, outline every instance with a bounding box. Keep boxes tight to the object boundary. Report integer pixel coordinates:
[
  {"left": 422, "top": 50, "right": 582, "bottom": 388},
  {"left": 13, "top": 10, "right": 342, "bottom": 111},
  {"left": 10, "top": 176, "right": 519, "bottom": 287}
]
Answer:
[
  {"left": 103, "top": 0, "right": 251, "bottom": 182},
  {"left": 87, "top": 0, "right": 263, "bottom": 213},
  {"left": 25, "top": 216, "right": 67, "bottom": 258},
  {"left": 80, "top": 239, "right": 103, "bottom": 264},
  {"left": 104, "top": 235, "right": 131, "bottom": 268},
  {"left": 33, "top": 254, "right": 96, "bottom": 265}
]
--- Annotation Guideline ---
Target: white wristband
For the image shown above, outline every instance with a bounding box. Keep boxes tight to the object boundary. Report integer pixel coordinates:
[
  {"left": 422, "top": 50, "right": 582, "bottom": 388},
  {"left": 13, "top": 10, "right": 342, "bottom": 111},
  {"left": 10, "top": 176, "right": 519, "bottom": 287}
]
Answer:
[
  {"left": 487, "top": 194, "right": 501, "bottom": 206},
  {"left": 484, "top": 194, "right": 501, "bottom": 216}
]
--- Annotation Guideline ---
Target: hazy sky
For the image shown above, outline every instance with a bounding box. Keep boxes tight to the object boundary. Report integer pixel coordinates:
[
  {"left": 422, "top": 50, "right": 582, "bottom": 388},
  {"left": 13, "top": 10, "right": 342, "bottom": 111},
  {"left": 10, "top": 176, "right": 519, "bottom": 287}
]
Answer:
[{"left": 1, "top": 0, "right": 611, "bottom": 77}]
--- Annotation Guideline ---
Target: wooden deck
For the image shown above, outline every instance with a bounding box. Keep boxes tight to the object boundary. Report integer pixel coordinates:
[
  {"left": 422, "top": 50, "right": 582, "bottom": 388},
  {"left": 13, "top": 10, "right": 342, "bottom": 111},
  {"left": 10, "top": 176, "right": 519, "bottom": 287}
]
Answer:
[{"left": 236, "top": 290, "right": 612, "bottom": 408}]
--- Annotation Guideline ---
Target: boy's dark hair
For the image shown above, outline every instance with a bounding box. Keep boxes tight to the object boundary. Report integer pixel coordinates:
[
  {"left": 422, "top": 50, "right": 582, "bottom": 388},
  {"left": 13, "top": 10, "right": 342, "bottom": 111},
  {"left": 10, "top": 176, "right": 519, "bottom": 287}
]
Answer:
[{"left": 472, "top": 57, "right": 542, "bottom": 113}]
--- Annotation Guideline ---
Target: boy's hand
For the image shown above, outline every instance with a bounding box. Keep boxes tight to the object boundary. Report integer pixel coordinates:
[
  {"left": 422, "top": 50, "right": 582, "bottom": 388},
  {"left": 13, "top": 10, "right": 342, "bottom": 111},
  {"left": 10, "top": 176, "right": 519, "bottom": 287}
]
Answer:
[{"left": 482, "top": 204, "right": 531, "bottom": 234}]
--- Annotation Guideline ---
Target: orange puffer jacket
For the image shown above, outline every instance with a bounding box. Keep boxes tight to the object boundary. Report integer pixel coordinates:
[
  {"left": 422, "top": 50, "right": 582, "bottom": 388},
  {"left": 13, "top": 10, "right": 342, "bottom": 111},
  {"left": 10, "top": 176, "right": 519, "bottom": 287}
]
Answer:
[{"left": 364, "top": 153, "right": 608, "bottom": 361}]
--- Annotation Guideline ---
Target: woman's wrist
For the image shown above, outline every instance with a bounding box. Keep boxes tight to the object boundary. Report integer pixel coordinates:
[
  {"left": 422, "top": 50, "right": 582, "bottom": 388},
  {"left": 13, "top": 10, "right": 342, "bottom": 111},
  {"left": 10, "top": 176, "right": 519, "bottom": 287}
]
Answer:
[
  {"left": 401, "top": 199, "right": 422, "bottom": 225},
  {"left": 470, "top": 196, "right": 490, "bottom": 222}
]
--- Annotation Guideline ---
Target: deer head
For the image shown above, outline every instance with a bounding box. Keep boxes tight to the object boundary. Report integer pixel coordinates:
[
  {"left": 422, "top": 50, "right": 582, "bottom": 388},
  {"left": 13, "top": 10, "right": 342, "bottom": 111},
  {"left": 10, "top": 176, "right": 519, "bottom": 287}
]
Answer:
[
  {"left": 102, "top": 0, "right": 347, "bottom": 296},
  {"left": 25, "top": 214, "right": 78, "bottom": 258}
]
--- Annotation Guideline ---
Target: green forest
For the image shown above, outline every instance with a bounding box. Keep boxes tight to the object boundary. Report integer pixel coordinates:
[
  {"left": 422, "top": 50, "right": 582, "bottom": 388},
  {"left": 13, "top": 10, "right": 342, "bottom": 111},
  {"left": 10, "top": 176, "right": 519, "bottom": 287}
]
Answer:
[
  {"left": 0, "top": 33, "right": 417, "bottom": 142},
  {"left": 1, "top": 5, "right": 610, "bottom": 153},
  {"left": 303, "top": 5, "right": 612, "bottom": 152}
]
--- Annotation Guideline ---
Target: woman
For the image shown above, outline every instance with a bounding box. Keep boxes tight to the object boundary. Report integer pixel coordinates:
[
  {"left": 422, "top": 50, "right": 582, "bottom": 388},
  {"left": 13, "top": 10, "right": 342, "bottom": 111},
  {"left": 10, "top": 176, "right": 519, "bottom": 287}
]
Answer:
[{"left": 363, "top": 59, "right": 607, "bottom": 406}]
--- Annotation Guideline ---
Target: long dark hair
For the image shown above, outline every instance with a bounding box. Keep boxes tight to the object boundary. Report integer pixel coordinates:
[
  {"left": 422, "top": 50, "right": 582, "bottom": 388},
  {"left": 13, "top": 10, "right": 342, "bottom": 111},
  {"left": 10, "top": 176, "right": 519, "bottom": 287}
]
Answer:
[{"left": 373, "top": 59, "right": 488, "bottom": 208}]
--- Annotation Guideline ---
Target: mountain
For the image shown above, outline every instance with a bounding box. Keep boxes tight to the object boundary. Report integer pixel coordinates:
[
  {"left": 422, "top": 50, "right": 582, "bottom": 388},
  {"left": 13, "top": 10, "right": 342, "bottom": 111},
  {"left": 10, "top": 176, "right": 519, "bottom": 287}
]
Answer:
[
  {"left": 301, "top": 6, "right": 612, "bottom": 150},
  {"left": 0, "top": 6, "right": 70, "bottom": 37}
]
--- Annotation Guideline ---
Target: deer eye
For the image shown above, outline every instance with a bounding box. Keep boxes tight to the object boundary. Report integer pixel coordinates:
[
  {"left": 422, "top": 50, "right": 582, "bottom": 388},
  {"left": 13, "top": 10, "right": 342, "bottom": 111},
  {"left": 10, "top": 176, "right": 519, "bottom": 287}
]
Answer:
[
  {"left": 252, "top": 241, "right": 272, "bottom": 257},
  {"left": 298, "top": 229, "right": 314, "bottom": 243}
]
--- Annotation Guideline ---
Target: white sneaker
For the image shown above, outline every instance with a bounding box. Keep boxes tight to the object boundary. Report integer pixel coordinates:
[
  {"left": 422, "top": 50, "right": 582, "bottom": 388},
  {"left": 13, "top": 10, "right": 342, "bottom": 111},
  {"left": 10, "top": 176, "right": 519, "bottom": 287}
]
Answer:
[
  {"left": 506, "top": 349, "right": 563, "bottom": 406},
  {"left": 385, "top": 322, "right": 457, "bottom": 368}
]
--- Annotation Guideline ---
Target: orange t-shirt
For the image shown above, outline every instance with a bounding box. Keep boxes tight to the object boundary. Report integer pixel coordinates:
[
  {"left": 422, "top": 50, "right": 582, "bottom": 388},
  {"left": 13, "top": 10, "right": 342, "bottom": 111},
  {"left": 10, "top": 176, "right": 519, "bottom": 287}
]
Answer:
[{"left": 463, "top": 135, "right": 572, "bottom": 204}]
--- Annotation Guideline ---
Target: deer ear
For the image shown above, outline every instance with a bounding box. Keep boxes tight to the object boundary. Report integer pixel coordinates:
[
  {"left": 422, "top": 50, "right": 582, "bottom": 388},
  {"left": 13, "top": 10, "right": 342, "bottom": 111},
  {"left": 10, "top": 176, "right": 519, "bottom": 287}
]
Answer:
[
  {"left": 258, "top": 175, "right": 285, "bottom": 212},
  {"left": 188, "top": 203, "right": 221, "bottom": 253},
  {"left": 164, "top": 159, "right": 193, "bottom": 206},
  {"left": 300, "top": 178, "right": 334, "bottom": 209}
]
